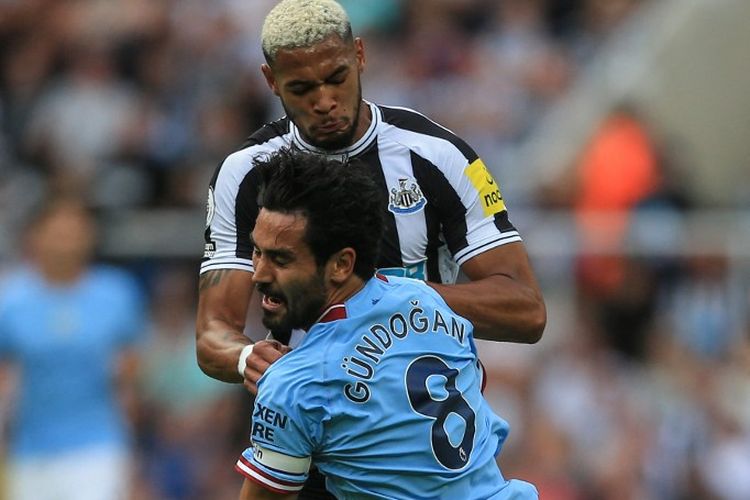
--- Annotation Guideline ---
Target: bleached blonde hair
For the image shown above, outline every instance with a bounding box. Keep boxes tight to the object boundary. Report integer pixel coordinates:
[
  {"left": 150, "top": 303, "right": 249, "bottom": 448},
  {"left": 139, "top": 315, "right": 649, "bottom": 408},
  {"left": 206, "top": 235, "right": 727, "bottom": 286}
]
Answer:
[{"left": 261, "top": 0, "right": 352, "bottom": 64}]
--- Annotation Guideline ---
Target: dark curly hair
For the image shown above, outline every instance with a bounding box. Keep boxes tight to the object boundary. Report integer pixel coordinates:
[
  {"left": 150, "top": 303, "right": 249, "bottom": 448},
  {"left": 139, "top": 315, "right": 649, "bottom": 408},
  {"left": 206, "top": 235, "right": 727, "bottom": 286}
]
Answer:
[{"left": 255, "top": 148, "right": 385, "bottom": 280}]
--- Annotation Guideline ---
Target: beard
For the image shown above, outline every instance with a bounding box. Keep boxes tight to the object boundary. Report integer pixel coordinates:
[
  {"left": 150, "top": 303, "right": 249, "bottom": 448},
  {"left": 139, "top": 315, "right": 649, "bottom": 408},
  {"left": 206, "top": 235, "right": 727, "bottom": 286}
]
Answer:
[
  {"left": 258, "top": 270, "right": 328, "bottom": 332},
  {"left": 284, "top": 81, "right": 363, "bottom": 150}
]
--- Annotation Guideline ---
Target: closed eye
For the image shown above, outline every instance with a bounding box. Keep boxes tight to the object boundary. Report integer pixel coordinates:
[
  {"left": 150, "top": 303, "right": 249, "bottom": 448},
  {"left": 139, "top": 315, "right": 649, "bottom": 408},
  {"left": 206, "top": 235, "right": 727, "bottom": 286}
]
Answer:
[
  {"left": 289, "top": 83, "right": 314, "bottom": 96},
  {"left": 326, "top": 69, "right": 347, "bottom": 85}
]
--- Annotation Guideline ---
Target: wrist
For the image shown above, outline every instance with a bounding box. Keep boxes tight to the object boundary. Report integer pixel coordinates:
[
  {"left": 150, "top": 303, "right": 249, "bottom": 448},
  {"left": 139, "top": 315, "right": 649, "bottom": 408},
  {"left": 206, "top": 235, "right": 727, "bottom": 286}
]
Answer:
[{"left": 237, "top": 344, "right": 254, "bottom": 378}]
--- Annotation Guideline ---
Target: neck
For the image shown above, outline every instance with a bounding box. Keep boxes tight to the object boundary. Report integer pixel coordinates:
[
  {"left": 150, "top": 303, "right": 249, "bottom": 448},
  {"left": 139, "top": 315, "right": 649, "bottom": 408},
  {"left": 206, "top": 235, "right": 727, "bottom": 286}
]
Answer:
[
  {"left": 352, "top": 100, "right": 372, "bottom": 143},
  {"left": 39, "top": 263, "right": 85, "bottom": 285},
  {"left": 324, "top": 275, "right": 366, "bottom": 311}
]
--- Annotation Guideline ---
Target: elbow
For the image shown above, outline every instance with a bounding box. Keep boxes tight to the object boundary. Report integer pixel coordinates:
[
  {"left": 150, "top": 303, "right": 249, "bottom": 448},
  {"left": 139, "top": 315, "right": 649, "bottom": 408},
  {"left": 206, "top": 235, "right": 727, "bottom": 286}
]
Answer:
[
  {"left": 194, "top": 324, "right": 218, "bottom": 377},
  {"left": 525, "top": 297, "right": 547, "bottom": 344},
  {"left": 194, "top": 329, "right": 211, "bottom": 375}
]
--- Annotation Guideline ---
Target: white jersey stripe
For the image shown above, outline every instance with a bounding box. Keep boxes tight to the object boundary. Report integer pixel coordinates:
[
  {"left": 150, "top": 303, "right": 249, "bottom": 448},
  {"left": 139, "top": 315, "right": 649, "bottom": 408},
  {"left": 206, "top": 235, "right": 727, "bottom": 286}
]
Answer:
[
  {"left": 199, "top": 260, "right": 253, "bottom": 274},
  {"left": 455, "top": 233, "right": 521, "bottom": 265}
]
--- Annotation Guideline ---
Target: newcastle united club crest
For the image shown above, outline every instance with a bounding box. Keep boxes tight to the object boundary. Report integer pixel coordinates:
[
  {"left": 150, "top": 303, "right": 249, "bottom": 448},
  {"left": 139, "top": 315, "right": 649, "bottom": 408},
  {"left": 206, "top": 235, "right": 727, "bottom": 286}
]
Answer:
[{"left": 388, "top": 178, "right": 426, "bottom": 214}]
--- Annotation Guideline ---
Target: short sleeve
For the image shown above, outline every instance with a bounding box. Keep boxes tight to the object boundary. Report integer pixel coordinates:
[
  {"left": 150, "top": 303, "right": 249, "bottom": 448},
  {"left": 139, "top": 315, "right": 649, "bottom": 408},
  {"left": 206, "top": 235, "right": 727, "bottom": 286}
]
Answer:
[
  {"left": 449, "top": 156, "right": 521, "bottom": 265},
  {"left": 389, "top": 109, "right": 523, "bottom": 267},
  {"left": 200, "top": 150, "right": 261, "bottom": 275},
  {"left": 235, "top": 367, "right": 326, "bottom": 494}
]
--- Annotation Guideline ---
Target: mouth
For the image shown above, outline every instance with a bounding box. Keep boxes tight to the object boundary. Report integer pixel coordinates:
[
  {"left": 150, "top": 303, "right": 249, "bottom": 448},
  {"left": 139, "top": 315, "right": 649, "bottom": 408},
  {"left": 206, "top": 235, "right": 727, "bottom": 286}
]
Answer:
[
  {"left": 258, "top": 287, "right": 287, "bottom": 313},
  {"left": 261, "top": 293, "right": 286, "bottom": 312},
  {"left": 316, "top": 120, "right": 345, "bottom": 134}
]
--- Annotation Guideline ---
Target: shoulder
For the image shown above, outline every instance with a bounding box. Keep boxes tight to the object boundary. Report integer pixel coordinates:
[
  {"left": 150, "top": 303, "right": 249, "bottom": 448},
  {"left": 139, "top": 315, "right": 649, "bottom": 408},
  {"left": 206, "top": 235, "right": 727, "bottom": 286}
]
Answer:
[
  {"left": 87, "top": 266, "right": 144, "bottom": 302},
  {"left": 261, "top": 348, "right": 326, "bottom": 395},
  {"left": 212, "top": 118, "right": 292, "bottom": 188},
  {"left": 381, "top": 275, "right": 443, "bottom": 303},
  {"left": 0, "top": 268, "right": 37, "bottom": 308},
  {"left": 241, "top": 117, "right": 291, "bottom": 148},
  {"left": 258, "top": 350, "right": 330, "bottom": 419},
  {"left": 88, "top": 265, "right": 137, "bottom": 286},
  {"left": 348, "top": 275, "right": 446, "bottom": 318},
  {"left": 376, "top": 103, "right": 478, "bottom": 162}
]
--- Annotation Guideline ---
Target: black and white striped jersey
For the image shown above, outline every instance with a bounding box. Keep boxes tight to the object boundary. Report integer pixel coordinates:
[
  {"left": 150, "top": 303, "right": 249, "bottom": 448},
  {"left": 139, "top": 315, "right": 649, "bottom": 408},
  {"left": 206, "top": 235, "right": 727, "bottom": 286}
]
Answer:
[{"left": 201, "top": 101, "right": 521, "bottom": 284}]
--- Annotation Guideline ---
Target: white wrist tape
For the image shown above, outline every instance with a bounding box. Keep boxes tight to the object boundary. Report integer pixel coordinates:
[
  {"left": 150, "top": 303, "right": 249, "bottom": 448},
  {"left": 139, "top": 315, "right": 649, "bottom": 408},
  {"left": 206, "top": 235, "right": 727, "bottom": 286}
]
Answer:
[{"left": 237, "top": 344, "right": 254, "bottom": 377}]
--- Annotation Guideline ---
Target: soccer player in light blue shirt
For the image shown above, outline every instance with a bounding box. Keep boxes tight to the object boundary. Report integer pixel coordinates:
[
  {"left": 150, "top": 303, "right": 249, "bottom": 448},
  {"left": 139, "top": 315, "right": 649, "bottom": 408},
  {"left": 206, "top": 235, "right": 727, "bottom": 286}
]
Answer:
[
  {"left": 0, "top": 198, "right": 146, "bottom": 500},
  {"left": 234, "top": 149, "right": 537, "bottom": 500}
]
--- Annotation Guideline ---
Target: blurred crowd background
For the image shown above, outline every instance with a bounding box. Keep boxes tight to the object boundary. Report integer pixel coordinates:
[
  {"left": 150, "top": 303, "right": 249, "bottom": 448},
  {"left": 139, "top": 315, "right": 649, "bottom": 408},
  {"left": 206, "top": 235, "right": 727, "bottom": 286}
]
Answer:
[{"left": 1, "top": 0, "right": 749, "bottom": 499}]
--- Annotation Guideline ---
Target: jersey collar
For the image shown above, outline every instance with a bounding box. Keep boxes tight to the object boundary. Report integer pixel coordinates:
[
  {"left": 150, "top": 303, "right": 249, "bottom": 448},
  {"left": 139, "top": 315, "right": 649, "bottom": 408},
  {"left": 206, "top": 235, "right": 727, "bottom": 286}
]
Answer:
[
  {"left": 290, "top": 101, "right": 380, "bottom": 160},
  {"left": 316, "top": 304, "right": 348, "bottom": 324},
  {"left": 314, "top": 274, "right": 389, "bottom": 325}
]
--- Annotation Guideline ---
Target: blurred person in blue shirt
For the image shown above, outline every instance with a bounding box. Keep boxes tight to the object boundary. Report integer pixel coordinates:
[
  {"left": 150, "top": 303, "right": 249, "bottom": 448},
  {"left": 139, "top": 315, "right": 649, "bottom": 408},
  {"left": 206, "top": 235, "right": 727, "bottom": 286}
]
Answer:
[{"left": 0, "top": 196, "right": 147, "bottom": 500}]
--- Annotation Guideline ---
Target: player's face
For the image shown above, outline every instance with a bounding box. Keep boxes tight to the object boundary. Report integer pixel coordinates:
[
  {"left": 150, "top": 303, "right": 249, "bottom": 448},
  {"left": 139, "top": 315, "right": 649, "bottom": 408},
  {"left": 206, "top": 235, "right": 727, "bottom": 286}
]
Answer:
[
  {"left": 251, "top": 209, "right": 328, "bottom": 332},
  {"left": 262, "top": 35, "right": 368, "bottom": 150},
  {"left": 30, "top": 203, "right": 95, "bottom": 274}
]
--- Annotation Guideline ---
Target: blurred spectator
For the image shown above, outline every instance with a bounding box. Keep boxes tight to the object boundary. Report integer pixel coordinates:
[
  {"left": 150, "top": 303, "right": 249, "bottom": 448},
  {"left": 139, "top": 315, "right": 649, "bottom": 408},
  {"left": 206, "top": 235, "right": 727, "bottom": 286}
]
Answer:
[
  {"left": 0, "top": 196, "right": 147, "bottom": 500},
  {"left": 661, "top": 255, "right": 743, "bottom": 360},
  {"left": 573, "top": 105, "right": 661, "bottom": 296},
  {"left": 24, "top": 40, "right": 140, "bottom": 189},
  {"left": 541, "top": 104, "right": 667, "bottom": 359}
]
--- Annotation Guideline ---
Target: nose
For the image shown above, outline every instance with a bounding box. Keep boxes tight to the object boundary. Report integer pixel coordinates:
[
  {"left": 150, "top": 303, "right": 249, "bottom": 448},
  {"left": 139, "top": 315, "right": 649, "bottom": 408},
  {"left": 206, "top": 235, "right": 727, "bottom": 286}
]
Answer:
[
  {"left": 312, "top": 85, "right": 337, "bottom": 114},
  {"left": 252, "top": 254, "right": 272, "bottom": 285}
]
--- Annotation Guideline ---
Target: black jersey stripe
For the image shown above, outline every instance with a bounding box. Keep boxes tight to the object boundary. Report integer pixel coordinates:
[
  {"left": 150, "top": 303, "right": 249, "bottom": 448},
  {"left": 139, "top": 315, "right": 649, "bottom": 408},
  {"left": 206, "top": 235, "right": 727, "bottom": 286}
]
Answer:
[
  {"left": 235, "top": 167, "right": 263, "bottom": 259},
  {"left": 359, "top": 144, "right": 403, "bottom": 269},
  {"left": 410, "top": 151, "right": 469, "bottom": 260},
  {"left": 423, "top": 203, "right": 442, "bottom": 283},
  {"left": 493, "top": 210, "right": 516, "bottom": 233},
  {"left": 378, "top": 105, "right": 478, "bottom": 163},
  {"left": 240, "top": 117, "right": 290, "bottom": 148}
]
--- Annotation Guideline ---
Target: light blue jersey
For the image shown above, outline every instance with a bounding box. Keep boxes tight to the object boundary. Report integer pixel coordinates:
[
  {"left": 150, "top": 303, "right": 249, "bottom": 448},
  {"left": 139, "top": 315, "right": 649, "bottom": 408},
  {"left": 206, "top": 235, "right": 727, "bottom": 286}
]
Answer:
[
  {"left": 0, "top": 266, "right": 146, "bottom": 457},
  {"left": 236, "top": 275, "right": 537, "bottom": 499}
]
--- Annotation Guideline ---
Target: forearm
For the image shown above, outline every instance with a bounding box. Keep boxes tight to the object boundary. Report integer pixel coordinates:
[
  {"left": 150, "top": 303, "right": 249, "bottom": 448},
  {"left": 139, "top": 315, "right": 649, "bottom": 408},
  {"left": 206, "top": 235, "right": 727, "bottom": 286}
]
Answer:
[
  {"left": 429, "top": 274, "right": 546, "bottom": 343},
  {"left": 196, "top": 320, "right": 251, "bottom": 383},
  {"left": 196, "top": 268, "right": 256, "bottom": 383}
]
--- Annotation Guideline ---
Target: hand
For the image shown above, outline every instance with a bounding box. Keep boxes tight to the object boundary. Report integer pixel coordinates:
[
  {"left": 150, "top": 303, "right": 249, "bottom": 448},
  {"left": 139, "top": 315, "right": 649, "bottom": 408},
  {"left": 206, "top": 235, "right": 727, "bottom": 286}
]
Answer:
[{"left": 241, "top": 340, "right": 291, "bottom": 394}]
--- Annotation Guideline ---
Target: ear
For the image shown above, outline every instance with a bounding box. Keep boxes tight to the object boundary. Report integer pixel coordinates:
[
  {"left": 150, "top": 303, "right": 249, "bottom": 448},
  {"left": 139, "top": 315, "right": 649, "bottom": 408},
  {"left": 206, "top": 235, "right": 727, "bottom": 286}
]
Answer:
[
  {"left": 261, "top": 63, "right": 280, "bottom": 96},
  {"left": 354, "top": 37, "right": 365, "bottom": 74},
  {"left": 326, "top": 247, "right": 356, "bottom": 285}
]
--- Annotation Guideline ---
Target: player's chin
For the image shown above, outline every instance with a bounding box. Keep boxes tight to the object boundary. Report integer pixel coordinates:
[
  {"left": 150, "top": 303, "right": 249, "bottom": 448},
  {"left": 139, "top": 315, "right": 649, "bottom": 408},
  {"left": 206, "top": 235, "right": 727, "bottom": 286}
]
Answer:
[
  {"left": 261, "top": 310, "right": 287, "bottom": 331},
  {"left": 310, "top": 129, "right": 352, "bottom": 150}
]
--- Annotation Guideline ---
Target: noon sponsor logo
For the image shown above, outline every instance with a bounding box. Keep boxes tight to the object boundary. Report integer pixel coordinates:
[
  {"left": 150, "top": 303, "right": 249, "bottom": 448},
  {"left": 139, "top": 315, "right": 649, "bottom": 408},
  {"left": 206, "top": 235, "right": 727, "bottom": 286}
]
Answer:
[{"left": 465, "top": 159, "right": 506, "bottom": 217}]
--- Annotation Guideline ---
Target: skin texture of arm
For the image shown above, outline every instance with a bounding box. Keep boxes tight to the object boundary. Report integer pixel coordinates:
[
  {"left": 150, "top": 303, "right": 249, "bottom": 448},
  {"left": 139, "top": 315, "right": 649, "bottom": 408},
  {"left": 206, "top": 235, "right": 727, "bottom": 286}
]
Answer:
[
  {"left": 239, "top": 479, "right": 298, "bottom": 500},
  {"left": 197, "top": 269, "right": 254, "bottom": 383},
  {"left": 429, "top": 242, "right": 546, "bottom": 343}
]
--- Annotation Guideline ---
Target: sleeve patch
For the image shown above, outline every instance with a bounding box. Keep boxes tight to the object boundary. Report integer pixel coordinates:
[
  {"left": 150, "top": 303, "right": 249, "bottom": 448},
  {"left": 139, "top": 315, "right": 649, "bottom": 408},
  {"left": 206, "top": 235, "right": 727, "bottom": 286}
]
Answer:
[{"left": 465, "top": 159, "right": 506, "bottom": 217}]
